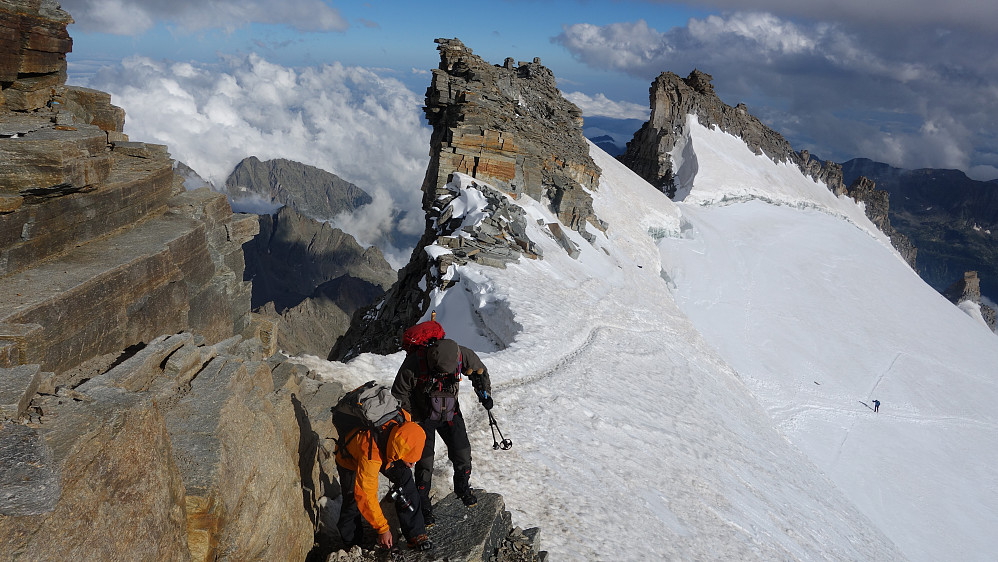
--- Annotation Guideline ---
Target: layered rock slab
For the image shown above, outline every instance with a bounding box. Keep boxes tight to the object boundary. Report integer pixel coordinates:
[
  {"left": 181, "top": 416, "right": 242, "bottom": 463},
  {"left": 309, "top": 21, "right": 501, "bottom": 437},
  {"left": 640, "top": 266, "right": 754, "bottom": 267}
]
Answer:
[
  {"left": 423, "top": 38, "right": 600, "bottom": 235},
  {"left": 0, "top": 186, "right": 256, "bottom": 374}
]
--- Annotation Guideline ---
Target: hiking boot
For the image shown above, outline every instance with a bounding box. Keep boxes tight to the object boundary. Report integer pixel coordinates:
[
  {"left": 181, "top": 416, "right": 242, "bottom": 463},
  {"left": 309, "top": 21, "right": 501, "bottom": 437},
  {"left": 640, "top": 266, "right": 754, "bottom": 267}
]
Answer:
[
  {"left": 408, "top": 534, "right": 433, "bottom": 551},
  {"left": 459, "top": 490, "right": 478, "bottom": 507},
  {"left": 422, "top": 509, "right": 435, "bottom": 528}
]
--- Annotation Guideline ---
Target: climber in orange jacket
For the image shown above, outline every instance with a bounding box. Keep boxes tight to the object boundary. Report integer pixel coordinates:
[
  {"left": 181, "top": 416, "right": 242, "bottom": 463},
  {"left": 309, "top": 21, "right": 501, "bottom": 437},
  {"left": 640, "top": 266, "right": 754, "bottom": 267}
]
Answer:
[{"left": 334, "top": 413, "right": 431, "bottom": 551}]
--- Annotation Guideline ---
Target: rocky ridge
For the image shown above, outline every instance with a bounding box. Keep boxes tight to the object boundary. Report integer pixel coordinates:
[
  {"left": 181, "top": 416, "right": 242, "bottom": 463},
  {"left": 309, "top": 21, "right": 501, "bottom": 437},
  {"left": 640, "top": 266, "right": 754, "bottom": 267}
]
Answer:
[
  {"left": 619, "top": 70, "right": 916, "bottom": 266},
  {"left": 330, "top": 38, "right": 599, "bottom": 360},
  {"left": 842, "top": 158, "right": 998, "bottom": 299},
  {"left": 620, "top": 69, "right": 844, "bottom": 197},
  {"left": 424, "top": 38, "right": 601, "bottom": 237}
]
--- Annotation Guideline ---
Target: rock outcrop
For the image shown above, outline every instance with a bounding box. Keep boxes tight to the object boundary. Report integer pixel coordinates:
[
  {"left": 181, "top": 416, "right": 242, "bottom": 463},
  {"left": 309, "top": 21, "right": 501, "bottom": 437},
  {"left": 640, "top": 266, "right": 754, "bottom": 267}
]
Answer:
[
  {"left": 424, "top": 38, "right": 601, "bottom": 236},
  {"left": 619, "top": 70, "right": 844, "bottom": 198},
  {"left": 0, "top": 0, "right": 255, "bottom": 374},
  {"left": 844, "top": 176, "right": 917, "bottom": 267},
  {"left": 0, "top": 3, "right": 316, "bottom": 559},
  {"left": 330, "top": 38, "right": 597, "bottom": 360},
  {"left": 0, "top": 334, "right": 314, "bottom": 561},
  {"left": 242, "top": 205, "right": 396, "bottom": 356},
  {"left": 943, "top": 271, "right": 997, "bottom": 332}
]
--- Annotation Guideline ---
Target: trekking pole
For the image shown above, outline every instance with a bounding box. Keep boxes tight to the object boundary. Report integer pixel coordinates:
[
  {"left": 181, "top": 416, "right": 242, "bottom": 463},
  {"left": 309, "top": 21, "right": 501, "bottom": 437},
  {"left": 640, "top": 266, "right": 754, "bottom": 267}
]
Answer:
[{"left": 488, "top": 410, "right": 512, "bottom": 450}]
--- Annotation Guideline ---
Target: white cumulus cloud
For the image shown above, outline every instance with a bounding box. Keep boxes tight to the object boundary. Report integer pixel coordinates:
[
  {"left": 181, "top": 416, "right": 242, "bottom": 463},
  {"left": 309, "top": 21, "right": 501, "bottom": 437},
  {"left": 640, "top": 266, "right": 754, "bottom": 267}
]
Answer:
[
  {"left": 79, "top": 54, "right": 430, "bottom": 266},
  {"left": 61, "top": 0, "right": 349, "bottom": 35},
  {"left": 671, "top": 0, "right": 998, "bottom": 34},
  {"left": 562, "top": 91, "right": 649, "bottom": 120},
  {"left": 555, "top": 12, "right": 998, "bottom": 179}
]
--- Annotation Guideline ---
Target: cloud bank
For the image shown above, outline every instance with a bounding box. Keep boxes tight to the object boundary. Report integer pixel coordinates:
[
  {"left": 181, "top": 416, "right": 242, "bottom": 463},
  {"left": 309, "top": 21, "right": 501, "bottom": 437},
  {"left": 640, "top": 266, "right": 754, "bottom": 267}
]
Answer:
[
  {"left": 674, "top": 0, "right": 998, "bottom": 34},
  {"left": 555, "top": 12, "right": 998, "bottom": 180},
  {"left": 562, "top": 91, "right": 649, "bottom": 120},
  {"left": 61, "top": 0, "right": 348, "bottom": 35},
  {"left": 81, "top": 54, "right": 430, "bottom": 266}
]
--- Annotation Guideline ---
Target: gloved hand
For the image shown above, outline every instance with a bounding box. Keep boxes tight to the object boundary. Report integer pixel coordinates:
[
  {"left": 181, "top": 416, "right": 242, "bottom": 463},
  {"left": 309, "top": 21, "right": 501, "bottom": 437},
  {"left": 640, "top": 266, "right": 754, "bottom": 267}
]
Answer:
[{"left": 480, "top": 395, "right": 493, "bottom": 410}]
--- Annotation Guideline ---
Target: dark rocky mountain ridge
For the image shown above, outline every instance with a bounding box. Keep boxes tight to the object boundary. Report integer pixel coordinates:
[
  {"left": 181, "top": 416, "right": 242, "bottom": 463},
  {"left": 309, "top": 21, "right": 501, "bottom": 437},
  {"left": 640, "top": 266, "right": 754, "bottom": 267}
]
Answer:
[
  {"left": 242, "top": 205, "right": 396, "bottom": 357},
  {"left": 226, "top": 156, "right": 372, "bottom": 219},
  {"left": 841, "top": 158, "right": 998, "bottom": 300}
]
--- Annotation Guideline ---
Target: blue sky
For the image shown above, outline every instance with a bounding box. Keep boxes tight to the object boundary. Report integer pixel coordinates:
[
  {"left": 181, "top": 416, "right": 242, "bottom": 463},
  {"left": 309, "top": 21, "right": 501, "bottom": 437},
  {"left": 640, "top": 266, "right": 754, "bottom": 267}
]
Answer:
[
  {"left": 62, "top": 0, "right": 998, "bottom": 190},
  {"left": 67, "top": 1, "right": 711, "bottom": 104}
]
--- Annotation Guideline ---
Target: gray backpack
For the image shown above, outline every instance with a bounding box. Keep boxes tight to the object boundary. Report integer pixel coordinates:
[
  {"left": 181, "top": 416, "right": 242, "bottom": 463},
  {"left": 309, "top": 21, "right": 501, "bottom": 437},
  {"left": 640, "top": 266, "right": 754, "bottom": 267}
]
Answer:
[{"left": 331, "top": 381, "right": 403, "bottom": 461}]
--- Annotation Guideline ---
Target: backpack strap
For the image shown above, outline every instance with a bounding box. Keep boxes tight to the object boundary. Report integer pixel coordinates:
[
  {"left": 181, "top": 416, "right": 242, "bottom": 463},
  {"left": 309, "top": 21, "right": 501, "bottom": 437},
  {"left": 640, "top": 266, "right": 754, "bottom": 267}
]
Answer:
[
  {"left": 335, "top": 426, "right": 363, "bottom": 461},
  {"left": 335, "top": 411, "right": 404, "bottom": 462}
]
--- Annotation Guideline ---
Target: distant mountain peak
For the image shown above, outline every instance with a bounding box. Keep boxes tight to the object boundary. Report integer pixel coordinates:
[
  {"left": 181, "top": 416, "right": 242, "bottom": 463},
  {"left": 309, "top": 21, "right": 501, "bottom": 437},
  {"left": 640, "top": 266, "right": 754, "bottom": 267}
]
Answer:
[
  {"left": 224, "top": 156, "right": 371, "bottom": 219},
  {"left": 619, "top": 69, "right": 843, "bottom": 197}
]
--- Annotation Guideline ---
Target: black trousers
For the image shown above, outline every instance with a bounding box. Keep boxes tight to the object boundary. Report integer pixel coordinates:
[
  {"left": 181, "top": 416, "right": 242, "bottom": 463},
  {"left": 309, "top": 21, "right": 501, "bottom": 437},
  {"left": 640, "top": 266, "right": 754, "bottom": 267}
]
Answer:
[
  {"left": 336, "top": 463, "right": 426, "bottom": 545},
  {"left": 416, "top": 412, "right": 473, "bottom": 511}
]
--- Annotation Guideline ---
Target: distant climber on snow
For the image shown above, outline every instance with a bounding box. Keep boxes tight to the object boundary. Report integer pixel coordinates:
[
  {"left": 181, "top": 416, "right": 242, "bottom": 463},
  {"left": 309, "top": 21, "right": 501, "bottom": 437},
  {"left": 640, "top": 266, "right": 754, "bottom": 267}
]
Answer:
[
  {"left": 873, "top": 399, "right": 881, "bottom": 413},
  {"left": 392, "top": 314, "right": 494, "bottom": 527}
]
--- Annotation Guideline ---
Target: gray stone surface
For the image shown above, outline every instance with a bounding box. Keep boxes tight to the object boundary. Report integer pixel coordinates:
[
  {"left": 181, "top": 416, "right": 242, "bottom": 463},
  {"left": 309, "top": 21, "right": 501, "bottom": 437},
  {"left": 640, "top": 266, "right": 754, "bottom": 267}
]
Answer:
[
  {"left": 319, "top": 491, "right": 544, "bottom": 561},
  {"left": 0, "top": 421, "right": 60, "bottom": 516},
  {"left": 428, "top": 492, "right": 509, "bottom": 562},
  {"left": 0, "top": 364, "right": 41, "bottom": 420},
  {"left": 0, "top": 392, "right": 192, "bottom": 561}
]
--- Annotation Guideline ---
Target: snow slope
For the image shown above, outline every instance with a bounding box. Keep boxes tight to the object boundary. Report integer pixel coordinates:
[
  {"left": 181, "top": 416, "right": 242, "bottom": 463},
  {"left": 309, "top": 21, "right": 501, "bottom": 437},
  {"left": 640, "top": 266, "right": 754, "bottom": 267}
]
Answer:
[
  {"left": 292, "top": 121, "right": 954, "bottom": 558},
  {"left": 658, "top": 117, "right": 998, "bottom": 562}
]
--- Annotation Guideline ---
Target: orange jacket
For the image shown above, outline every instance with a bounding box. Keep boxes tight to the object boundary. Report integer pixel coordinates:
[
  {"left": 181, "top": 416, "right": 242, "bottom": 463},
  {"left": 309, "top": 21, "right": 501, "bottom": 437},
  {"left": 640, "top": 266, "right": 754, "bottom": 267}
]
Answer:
[{"left": 334, "top": 411, "right": 423, "bottom": 535}]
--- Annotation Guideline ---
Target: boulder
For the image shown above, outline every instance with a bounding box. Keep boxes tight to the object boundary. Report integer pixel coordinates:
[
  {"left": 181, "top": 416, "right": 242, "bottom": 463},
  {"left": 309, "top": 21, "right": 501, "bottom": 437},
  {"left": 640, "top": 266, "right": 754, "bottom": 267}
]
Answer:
[
  {"left": 0, "top": 394, "right": 191, "bottom": 561},
  {"left": 162, "top": 357, "right": 313, "bottom": 561}
]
